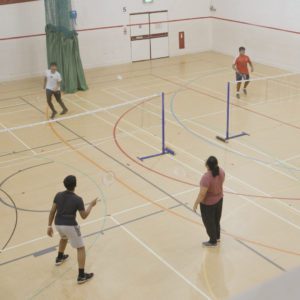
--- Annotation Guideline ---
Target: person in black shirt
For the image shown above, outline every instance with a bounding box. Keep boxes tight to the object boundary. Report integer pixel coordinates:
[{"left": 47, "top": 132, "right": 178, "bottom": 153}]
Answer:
[{"left": 47, "top": 175, "right": 98, "bottom": 284}]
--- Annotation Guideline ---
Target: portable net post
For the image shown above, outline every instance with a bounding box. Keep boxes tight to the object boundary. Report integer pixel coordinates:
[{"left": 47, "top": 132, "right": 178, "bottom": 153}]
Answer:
[
  {"left": 138, "top": 92, "right": 175, "bottom": 161},
  {"left": 216, "top": 81, "right": 249, "bottom": 143}
]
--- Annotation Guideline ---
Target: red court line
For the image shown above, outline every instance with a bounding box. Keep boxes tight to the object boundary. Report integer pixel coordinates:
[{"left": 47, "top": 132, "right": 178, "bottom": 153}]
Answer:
[
  {"left": 113, "top": 98, "right": 300, "bottom": 202},
  {"left": 1, "top": 15, "right": 300, "bottom": 41}
]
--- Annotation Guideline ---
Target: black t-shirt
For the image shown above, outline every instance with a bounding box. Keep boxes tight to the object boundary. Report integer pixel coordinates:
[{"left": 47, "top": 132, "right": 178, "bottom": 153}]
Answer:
[{"left": 54, "top": 191, "right": 85, "bottom": 226}]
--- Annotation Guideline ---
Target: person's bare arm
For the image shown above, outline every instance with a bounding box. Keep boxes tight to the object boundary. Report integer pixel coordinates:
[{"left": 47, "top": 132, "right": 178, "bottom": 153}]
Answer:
[
  {"left": 193, "top": 186, "right": 208, "bottom": 212},
  {"left": 249, "top": 61, "right": 254, "bottom": 72},
  {"left": 232, "top": 63, "right": 237, "bottom": 72},
  {"left": 79, "top": 198, "right": 98, "bottom": 219},
  {"left": 47, "top": 203, "right": 57, "bottom": 237}
]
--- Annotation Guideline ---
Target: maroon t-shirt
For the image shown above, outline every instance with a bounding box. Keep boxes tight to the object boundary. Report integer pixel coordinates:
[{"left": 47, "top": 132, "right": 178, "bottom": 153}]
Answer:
[{"left": 200, "top": 168, "right": 225, "bottom": 205}]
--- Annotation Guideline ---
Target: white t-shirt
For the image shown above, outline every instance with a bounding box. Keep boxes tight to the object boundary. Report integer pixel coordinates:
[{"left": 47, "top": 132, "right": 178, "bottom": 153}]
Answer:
[{"left": 45, "top": 70, "right": 62, "bottom": 91}]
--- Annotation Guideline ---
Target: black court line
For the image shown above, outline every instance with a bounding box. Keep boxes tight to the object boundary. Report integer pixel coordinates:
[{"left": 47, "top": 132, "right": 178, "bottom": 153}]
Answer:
[
  {"left": 0, "top": 202, "right": 184, "bottom": 266},
  {"left": 33, "top": 247, "right": 56, "bottom": 257},
  {"left": 0, "top": 103, "right": 27, "bottom": 110},
  {"left": 236, "top": 240, "right": 286, "bottom": 271},
  {"left": 19, "top": 97, "right": 287, "bottom": 273},
  {"left": 0, "top": 162, "right": 54, "bottom": 213},
  {"left": 0, "top": 188, "right": 18, "bottom": 251},
  {"left": 0, "top": 94, "right": 41, "bottom": 103},
  {"left": 0, "top": 137, "right": 81, "bottom": 158}
]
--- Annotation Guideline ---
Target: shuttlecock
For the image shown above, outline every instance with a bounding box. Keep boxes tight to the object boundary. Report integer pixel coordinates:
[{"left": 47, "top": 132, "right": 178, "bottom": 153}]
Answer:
[{"left": 117, "top": 75, "right": 123, "bottom": 80}]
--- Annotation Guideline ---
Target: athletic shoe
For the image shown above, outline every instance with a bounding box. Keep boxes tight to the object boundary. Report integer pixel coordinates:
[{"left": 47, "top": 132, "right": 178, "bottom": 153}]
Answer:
[
  {"left": 77, "top": 273, "right": 94, "bottom": 284},
  {"left": 50, "top": 111, "right": 57, "bottom": 119},
  {"left": 243, "top": 89, "right": 247, "bottom": 95},
  {"left": 236, "top": 93, "right": 240, "bottom": 99},
  {"left": 55, "top": 254, "right": 69, "bottom": 266},
  {"left": 60, "top": 108, "right": 68, "bottom": 115},
  {"left": 202, "top": 241, "right": 217, "bottom": 248}
]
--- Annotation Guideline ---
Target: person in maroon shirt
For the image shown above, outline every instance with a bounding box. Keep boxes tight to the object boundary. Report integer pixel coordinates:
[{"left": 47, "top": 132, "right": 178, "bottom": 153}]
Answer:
[{"left": 193, "top": 156, "right": 225, "bottom": 247}]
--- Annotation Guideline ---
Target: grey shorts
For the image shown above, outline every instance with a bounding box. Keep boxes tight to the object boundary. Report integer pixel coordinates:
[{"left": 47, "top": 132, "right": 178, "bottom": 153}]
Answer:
[{"left": 55, "top": 225, "right": 84, "bottom": 249}]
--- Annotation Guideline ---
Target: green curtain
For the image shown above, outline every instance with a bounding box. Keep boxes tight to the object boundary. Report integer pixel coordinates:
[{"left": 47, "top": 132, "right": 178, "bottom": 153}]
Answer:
[{"left": 44, "top": 0, "right": 88, "bottom": 93}]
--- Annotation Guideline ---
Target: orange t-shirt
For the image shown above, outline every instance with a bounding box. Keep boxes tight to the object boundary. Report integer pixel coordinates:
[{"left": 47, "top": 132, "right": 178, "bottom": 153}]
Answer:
[{"left": 234, "top": 55, "right": 251, "bottom": 75}]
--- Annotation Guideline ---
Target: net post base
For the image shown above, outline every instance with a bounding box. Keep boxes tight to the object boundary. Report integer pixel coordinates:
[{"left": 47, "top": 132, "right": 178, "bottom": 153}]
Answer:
[
  {"left": 216, "top": 132, "right": 249, "bottom": 143},
  {"left": 138, "top": 147, "right": 175, "bottom": 161}
]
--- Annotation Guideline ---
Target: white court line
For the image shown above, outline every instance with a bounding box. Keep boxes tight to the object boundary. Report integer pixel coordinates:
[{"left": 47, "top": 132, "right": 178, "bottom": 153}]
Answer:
[
  {"left": 74, "top": 89, "right": 300, "bottom": 228},
  {"left": 136, "top": 75, "right": 300, "bottom": 182},
  {"left": 0, "top": 93, "right": 160, "bottom": 133},
  {"left": 65, "top": 95, "right": 207, "bottom": 183},
  {"left": 170, "top": 74, "right": 300, "bottom": 179},
  {"left": 0, "top": 121, "right": 162, "bottom": 168},
  {"left": 0, "top": 123, "right": 37, "bottom": 156},
  {"left": 2, "top": 64, "right": 300, "bottom": 250},
  {"left": 110, "top": 85, "right": 298, "bottom": 181},
  {"left": 110, "top": 215, "right": 212, "bottom": 300},
  {"left": 0, "top": 108, "right": 33, "bottom": 117},
  {"left": 102, "top": 88, "right": 300, "bottom": 218},
  {"left": 0, "top": 103, "right": 25, "bottom": 109},
  {"left": 2, "top": 187, "right": 198, "bottom": 253},
  {"left": 176, "top": 74, "right": 300, "bottom": 107}
]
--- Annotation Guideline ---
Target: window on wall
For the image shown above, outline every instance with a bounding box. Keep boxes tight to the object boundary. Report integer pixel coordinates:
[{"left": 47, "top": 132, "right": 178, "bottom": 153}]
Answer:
[{"left": 0, "top": 0, "right": 37, "bottom": 4}]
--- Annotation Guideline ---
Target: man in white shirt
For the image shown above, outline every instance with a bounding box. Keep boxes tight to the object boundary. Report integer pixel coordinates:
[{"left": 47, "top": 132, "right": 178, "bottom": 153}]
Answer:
[{"left": 43, "top": 62, "right": 68, "bottom": 119}]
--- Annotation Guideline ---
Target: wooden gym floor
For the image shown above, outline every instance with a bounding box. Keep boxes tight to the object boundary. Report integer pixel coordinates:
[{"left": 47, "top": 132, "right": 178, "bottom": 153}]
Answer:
[{"left": 1, "top": 51, "right": 300, "bottom": 300}]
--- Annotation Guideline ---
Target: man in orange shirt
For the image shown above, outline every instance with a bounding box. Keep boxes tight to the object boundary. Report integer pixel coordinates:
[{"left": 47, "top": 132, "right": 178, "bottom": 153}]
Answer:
[{"left": 232, "top": 47, "right": 254, "bottom": 99}]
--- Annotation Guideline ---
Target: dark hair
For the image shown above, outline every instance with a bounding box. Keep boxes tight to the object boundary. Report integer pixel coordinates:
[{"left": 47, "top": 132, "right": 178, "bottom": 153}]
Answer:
[
  {"left": 63, "top": 175, "right": 77, "bottom": 191},
  {"left": 50, "top": 62, "right": 57, "bottom": 67},
  {"left": 206, "top": 156, "right": 220, "bottom": 177},
  {"left": 239, "top": 46, "right": 246, "bottom": 52}
]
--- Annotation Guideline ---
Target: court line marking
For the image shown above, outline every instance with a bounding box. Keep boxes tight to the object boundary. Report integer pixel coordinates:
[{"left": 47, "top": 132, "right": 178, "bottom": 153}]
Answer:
[
  {"left": 0, "top": 123, "right": 162, "bottom": 168},
  {"left": 9, "top": 68, "right": 300, "bottom": 270},
  {"left": 0, "top": 108, "right": 34, "bottom": 117},
  {"left": 111, "top": 84, "right": 300, "bottom": 177},
  {"left": 120, "top": 78, "right": 300, "bottom": 180},
  {"left": 2, "top": 187, "right": 198, "bottom": 252},
  {"left": 104, "top": 88, "right": 300, "bottom": 215},
  {"left": 0, "top": 103, "right": 27, "bottom": 109},
  {"left": 1, "top": 62, "right": 298, "bottom": 256},
  {"left": 72, "top": 91, "right": 300, "bottom": 234},
  {"left": 175, "top": 74, "right": 300, "bottom": 107},
  {"left": 110, "top": 215, "right": 212, "bottom": 300},
  {"left": 0, "top": 123, "right": 37, "bottom": 156},
  {"left": 0, "top": 137, "right": 80, "bottom": 158}
]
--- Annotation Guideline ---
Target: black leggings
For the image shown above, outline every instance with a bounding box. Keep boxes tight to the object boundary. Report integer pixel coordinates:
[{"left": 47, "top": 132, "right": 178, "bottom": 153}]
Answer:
[
  {"left": 46, "top": 89, "right": 67, "bottom": 112},
  {"left": 200, "top": 198, "right": 223, "bottom": 244}
]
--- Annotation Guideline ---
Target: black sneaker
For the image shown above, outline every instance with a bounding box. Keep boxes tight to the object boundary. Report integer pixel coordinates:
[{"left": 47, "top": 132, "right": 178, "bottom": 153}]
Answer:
[
  {"left": 202, "top": 241, "right": 217, "bottom": 248},
  {"left": 55, "top": 254, "right": 69, "bottom": 266},
  {"left": 50, "top": 111, "right": 57, "bottom": 119},
  {"left": 243, "top": 89, "right": 247, "bottom": 95},
  {"left": 236, "top": 93, "right": 240, "bottom": 99},
  {"left": 60, "top": 108, "right": 68, "bottom": 115},
  {"left": 77, "top": 273, "right": 94, "bottom": 284}
]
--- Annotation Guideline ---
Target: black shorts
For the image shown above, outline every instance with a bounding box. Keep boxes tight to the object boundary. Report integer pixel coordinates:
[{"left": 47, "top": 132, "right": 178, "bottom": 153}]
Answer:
[
  {"left": 46, "top": 89, "right": 62, "bottom": 102},
  {"left": 236, "top": 73, "right": 250, "bottom": 82}
]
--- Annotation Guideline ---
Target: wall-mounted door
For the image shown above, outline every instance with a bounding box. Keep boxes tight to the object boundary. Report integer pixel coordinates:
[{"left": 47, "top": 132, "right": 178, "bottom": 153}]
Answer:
[
  {"left": 149, "top": 11, "right": 169, "bottom": 59},
  {"left": 130, "top": 14, "right": 151, "bottom": 62},
  {"left": 130, "top": 11, "right": 169, "bottom": 62}
]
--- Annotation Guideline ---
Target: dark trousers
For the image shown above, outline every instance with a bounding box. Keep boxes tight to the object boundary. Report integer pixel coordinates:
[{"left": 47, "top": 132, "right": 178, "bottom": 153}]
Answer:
[
  {"left": 200, "top": 198, "right": 223, "bottom": 244},
  {"left": 46, "top": 89, "right": 67, "bottom": 112}
]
